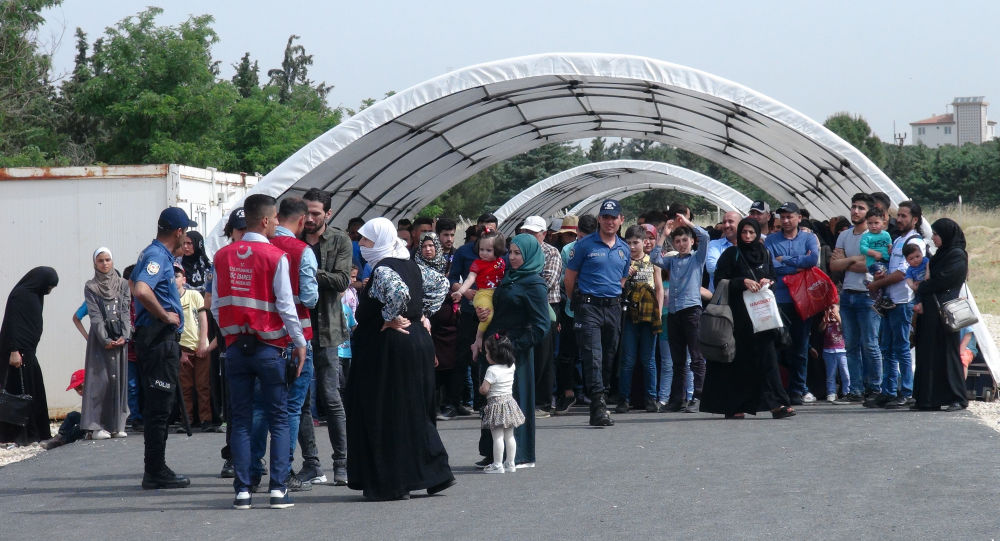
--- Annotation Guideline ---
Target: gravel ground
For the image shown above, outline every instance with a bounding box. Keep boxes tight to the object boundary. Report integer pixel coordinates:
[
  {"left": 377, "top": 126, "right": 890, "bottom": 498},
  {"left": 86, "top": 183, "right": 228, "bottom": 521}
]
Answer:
[{"left": 5, "top": 314, "right": 1000, "bottom": 467}]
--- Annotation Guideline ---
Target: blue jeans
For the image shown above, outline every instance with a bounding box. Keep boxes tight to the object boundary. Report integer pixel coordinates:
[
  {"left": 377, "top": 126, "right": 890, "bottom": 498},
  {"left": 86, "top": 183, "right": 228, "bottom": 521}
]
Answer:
[
  {"left": 226, "top": 342, "right": 290, "bottom": 493},
  {"left": 840, "top": 291, "right": 882, "bottom": 394},
  {"left": 778, "top": 303, "right": 812, "bottom": 396},
  {"left": 127, "top": 361, "right": 141, "bottom": 422},
  {"left": 657, "top": 331, "right": 694, "bottom": 403},
  {"left": 619, "top": 319, "right": 657, "bottom": 402},
  {"left": 251, "top": 345, "right": 313, "bottom": 478},
  {"left": 823, "top": 350, "right": 849, "bottom": 396},
  {"left": 880, "top": 301, "right": 914, "bottom": 397}
]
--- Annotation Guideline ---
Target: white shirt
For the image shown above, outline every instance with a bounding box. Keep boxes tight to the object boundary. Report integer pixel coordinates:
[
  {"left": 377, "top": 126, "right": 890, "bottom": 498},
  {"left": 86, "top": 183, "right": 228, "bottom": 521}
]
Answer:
[
  {"left": 885, "top": 229, "right": 925, "bottom": 304},
  {"left": 485, "top": 363, "right": 515, "bottom": 397},
  {"left": 211, "top": 231, "right": 307, "bottom": 348}
]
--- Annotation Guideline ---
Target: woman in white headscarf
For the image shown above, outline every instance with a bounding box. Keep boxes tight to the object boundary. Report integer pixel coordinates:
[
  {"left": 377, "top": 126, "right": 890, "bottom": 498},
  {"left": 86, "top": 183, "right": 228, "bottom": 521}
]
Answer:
[
  {"left": 345, "top": 218, "right": 455, "bottom": 501},
  {"left": 80, "top": 247, "right": 132, "bottom": 439}
]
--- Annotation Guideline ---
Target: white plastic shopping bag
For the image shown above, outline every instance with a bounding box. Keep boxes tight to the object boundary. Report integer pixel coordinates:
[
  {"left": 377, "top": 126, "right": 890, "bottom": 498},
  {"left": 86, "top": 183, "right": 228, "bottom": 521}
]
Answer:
[{"left": 743, "top": 284, "right": 782, "bottom": 334}]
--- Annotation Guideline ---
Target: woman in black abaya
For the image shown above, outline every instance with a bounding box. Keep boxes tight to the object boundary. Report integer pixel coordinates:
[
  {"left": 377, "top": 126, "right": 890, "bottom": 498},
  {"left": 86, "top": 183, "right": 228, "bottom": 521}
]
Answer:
[
  {"left": 913, "top": 218, "right": 969, "bottom": 411},
  {"left": 346, "top": 218, "right": 455, "bottom": 500},
  {"left": 700, "top": 219, "right": 794, "bottom": 419},
  {"left": 180, "top": 231, "right": 212, "bottom": 292},
  {"left": 0, "top": 267, "right": 59, "bottom": 445}
]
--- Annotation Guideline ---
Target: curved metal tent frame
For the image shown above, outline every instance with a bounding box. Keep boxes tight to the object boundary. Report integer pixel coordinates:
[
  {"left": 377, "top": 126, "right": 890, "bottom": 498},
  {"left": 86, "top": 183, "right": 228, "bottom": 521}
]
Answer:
[
  {"left": 204, "top": 52, "right": 997, "bottom": 378},
  {"left": 494, "top": 160, "right": 752, "bottom": 235}
]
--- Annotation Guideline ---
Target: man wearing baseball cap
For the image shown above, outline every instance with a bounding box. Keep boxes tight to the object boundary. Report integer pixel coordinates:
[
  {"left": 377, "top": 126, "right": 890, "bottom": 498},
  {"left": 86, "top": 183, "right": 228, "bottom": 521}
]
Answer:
[
  {"left": 764, "top": 201, "right": 820, "bottom": 405},
  {"left": 520, "top": 216, "right": 563, "bottom": 416},
  {"left": 39, "top": 370, "right": 87, "bottom": 450},
  {"left": 132, "top": 206, "right": 197, "bottom": 489},
  {"left": 748, "top": 200, "right": 772, "bottom": 236},
  {"left": 564, "top": 200, "right": 630, "bottom": 427}
]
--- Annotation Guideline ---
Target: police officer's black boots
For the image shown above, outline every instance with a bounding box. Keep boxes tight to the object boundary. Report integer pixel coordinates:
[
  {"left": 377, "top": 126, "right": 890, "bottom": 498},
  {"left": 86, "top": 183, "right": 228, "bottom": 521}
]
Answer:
[{"left": 588, "top": 393, "right": 614, "bottom": 427}]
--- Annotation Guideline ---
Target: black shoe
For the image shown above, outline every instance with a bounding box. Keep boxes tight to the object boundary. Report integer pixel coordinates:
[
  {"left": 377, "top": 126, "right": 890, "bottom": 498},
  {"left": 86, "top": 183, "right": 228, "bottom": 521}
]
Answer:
[
  {"left": 288, "top": 473, "right": 312, "bottom": 492},
  {"left": 789, "top": 394, "right": 804, "bottom": 406},
  {"left": 455, "top": 404, "right": 474, "bottom": 416},
  {"left": 436, "top": 406, "right": 457, "bottom": 421},
  {"left": 588, "top": 394, "right": 614, "bottom": 427},
  {"left": 903, "top": 396, "right": 916, "bottom": 407},
  {"left": 833, "top": 393, "right": 863, "bottom": 404},
  {"left": 682, "top": 398, "right": 700, "bottom": 413},
  {"left": 427, "top": 478, "right": 456, "bottom": 495},
  {"left": 259, "top": 457, "right": 268, "bottom": 476},
  {"left": 233, "top": 491, "right": 251, "bottom": 510},
  {"left": 220, "top": 459, "right": 235, "bottom": 478},
  {"left": 142, "top": 470, "right": 191, "bottom": 490},
  {"left": 864, "top": 394, "right": 893, "bottom": 408},
  {"left": 269, "top": 489, "right": 294, "bottom": 509},
  {"left": 664, "top": 400, "right": 685, "bottom": 412},
  {"left": 297, "top": 464, "right": 327, "bottom": 484},
  {"left": 945, "top": 402, "right": 966, "bottom": 412},
  {"left": 333, "top": 460, "right": 348, "bottom": 486},
  {"left": 615, "top": 400, "right": 630, "bottom": 414},
  {"left": 645, "top": 398, "right": 658, "bottom": 413},
  {"left": 40, "top": 436, "right": 66, "bottom": 450},
  {"left": 883, "top": 396, "right": 907, "bottom": 409},
  {"left": 474, "top": 457, "right": 491, "bottom": 469},
  {"left": 553, "top": 395, "right": 576, "bottom": 415}
]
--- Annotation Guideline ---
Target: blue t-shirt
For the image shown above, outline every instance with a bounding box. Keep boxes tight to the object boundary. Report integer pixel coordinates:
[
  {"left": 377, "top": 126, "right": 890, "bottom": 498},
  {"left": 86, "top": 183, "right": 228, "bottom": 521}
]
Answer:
[
  {"left": 566, "top": 233, "right": 630, "bottom": 298},
  {"left": 133, "top": 239, "right": 184, "bottom": 333},
  {"left": 74, "top": 301, "right": 88, "bottom": 320},
  {"left": 905, "top": 257, "right": 929, "bottom": 282},
  {"left": 337, "top": 298, "right": 356, "bottom": 358}
]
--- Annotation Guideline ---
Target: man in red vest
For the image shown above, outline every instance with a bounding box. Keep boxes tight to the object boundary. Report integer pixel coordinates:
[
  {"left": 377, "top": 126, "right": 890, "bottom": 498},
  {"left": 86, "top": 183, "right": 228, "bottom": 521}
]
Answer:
[
  {"left": 248, "top": 197, "right": 321, "bottom": 491},
  {"left": 212, "top": 194, "right": 307, "bottom": 510}
]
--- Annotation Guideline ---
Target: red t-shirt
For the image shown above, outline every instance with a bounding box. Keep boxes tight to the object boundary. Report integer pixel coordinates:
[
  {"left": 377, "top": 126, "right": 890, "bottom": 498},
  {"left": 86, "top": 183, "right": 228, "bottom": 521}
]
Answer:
[{"left": 470, "top": 258, "right": 506, "bottom": 289}]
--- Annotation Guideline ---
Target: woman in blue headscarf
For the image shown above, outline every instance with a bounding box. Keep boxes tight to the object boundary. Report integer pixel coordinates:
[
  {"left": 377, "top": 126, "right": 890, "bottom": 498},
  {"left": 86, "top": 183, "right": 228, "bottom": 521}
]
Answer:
[{"left": 475, "top": 234, "right": 550, "bottom": 468}]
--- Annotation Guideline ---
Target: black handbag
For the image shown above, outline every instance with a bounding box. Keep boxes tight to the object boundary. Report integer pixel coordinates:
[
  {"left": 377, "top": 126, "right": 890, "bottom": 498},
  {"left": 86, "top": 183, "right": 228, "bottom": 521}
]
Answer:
[
  {"left": 0, "top": 366, "right": 33, "bottom": 427},
  {"left": 97, "top": 298, "right": 124, "bottom": 341}
]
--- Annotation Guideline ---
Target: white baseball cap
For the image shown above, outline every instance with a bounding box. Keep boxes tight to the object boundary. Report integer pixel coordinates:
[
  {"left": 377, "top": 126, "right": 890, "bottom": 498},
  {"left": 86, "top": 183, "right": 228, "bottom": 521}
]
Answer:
[{"left": 521, "top": 216, "right": 547, "bottom": 233}]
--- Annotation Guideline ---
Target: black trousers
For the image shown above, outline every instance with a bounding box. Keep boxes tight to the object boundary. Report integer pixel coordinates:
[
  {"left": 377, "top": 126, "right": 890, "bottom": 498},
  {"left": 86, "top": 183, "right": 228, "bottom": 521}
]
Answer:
[
  {"left": 453, "top": 310, "right": 480, "bottom": 409},
  {"left": 533, "top": 312, "right": 557, "bottom": 407},
  {"left": 574, "top": 300, "right": 621, "bottom": 397},
  {"left": 667, "top": 306, "right": 706, "bottom": 403},
  {"left": 556, "top": 303, "right": 578, "bottom": 394},
  {"left": 134, "top": 322, "right": 181, "bottom": 475}
]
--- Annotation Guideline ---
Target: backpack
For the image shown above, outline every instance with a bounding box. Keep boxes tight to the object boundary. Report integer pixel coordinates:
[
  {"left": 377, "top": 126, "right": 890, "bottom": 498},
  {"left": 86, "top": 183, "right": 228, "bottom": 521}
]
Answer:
[{"left": 698, "top": 279, "right": 736, "bottom": 363}]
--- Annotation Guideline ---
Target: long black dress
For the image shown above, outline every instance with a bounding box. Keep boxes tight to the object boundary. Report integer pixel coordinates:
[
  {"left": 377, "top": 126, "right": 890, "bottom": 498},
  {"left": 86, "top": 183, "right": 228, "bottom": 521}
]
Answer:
[
  {"left": 914, "top": 234, "right": 969, "bottom": 409},
  {"left": 0, "top": 267, "right": 58, "bottom": 445},
  {"left": 346, "top": 257, "right": 454, "bottom": 500},
  {"left": 700, "top": 247, "right": 789, "bottom": 415}
]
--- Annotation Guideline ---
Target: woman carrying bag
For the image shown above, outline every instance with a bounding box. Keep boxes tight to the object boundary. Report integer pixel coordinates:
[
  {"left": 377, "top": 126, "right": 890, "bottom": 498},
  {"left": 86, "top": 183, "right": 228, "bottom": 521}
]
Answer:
[
  {"left": 0, "top": 267, "right": 59, "bottom": 445},
  {"left": 912, "top": 218, "right": 969, "bottom": 411},
  {"left": 700, "top": 219, "right": 795, "bottom": 419}
]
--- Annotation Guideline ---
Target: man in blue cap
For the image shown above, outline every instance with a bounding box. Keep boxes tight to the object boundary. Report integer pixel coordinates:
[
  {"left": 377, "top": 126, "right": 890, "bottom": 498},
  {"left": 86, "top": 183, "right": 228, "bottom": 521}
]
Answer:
[
  {"left": 131, "top": 207, "right": 197, "bottom": 489},
  {"left": 564, "top": 199, "right": 630, "bottom": 427}
]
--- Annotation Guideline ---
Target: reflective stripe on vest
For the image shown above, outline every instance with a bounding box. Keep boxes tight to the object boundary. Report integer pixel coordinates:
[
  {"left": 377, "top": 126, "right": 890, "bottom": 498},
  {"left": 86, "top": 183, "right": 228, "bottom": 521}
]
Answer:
[
  {"left": 214, "top": 240, "right": 290, "bottom": 349},
  {"left": 270, "top": 235, "right": 314, "bottom": 341}
]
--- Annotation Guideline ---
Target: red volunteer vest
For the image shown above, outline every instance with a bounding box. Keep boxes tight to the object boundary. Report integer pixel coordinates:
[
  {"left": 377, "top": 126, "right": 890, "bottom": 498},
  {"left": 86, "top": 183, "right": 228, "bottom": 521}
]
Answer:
[
  {"left": 214, "top": 240, "right": 290, "bottom": 349},
  {"left": 269, "top": 235, "right": 313, "bottom": 341}
]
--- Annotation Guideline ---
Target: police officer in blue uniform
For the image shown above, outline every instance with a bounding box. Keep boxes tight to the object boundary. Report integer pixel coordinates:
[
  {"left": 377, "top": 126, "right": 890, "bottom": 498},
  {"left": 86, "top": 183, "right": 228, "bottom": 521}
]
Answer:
[
  {"left": 564, "top": 199, "right": 630, "bottom": 427},
  {"left": 131, "top": 207, "right": 197, "bottom": 489}
]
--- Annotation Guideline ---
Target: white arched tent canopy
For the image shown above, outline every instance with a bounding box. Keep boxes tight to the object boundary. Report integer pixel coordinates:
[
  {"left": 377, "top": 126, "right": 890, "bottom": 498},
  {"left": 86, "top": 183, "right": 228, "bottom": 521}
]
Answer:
[
  {"left": 568, "top": 184, "right": 741, "bottom": 218},
  {"left": 494, "top": 160, "right": 752, "bottom": 235},
  {"left": 205, "top": 52, "right": 997, "bottom": 384}
]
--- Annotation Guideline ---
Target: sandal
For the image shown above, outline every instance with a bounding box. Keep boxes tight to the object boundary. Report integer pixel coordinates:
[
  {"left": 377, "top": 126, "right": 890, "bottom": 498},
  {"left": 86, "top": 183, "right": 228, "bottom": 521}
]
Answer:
[{"left": 771, "top": 406, "right": 796, "bottom": 419}]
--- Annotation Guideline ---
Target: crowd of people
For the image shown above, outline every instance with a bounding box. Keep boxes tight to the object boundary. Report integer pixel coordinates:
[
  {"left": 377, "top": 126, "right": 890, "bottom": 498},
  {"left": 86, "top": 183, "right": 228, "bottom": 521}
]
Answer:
[{"left": 0, "top": 187, "right": 983, "bottom": 508}]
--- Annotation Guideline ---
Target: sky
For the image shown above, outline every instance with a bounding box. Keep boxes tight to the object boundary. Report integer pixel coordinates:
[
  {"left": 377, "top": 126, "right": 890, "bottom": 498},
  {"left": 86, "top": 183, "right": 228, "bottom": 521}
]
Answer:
[{"left": 38, "top": 0, "right": 1000, "bottom": 143}]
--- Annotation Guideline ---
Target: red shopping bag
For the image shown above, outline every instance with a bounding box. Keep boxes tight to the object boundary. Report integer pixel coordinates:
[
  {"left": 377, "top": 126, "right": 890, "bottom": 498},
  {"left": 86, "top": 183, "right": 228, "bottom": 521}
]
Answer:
[{"left": 782, "top": 267, "right": 839, "bottom": 320}]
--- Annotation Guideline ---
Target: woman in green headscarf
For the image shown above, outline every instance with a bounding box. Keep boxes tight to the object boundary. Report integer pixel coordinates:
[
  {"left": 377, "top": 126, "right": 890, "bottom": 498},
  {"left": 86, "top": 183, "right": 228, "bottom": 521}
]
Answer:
[{"left": 475, "top": 234, "right": 550, "bottom": 467}]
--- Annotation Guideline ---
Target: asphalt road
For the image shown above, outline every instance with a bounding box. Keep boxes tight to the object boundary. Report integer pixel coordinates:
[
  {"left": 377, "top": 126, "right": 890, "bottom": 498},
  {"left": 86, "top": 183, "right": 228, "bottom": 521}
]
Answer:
[{"left": 2, "top": 403, "right": 999, "bottom": 539}]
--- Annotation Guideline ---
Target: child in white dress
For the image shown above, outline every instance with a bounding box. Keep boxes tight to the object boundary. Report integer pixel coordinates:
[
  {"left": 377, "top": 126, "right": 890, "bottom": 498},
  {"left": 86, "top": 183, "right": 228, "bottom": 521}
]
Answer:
[{"left": 478, "top": 333, "right": 525, "bottom": 474}]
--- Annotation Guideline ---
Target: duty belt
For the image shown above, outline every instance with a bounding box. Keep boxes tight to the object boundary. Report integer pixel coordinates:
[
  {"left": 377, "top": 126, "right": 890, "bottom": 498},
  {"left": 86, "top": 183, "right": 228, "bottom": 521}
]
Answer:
[{"left": 577, "top": 295, "right": 620, "bottom": 306}]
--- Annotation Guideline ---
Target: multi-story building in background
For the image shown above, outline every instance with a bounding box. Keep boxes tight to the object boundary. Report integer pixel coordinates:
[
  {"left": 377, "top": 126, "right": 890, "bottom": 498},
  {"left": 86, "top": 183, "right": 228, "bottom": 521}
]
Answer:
[{"left": 910, "top": 96, "right": 996, "bottom": 148}]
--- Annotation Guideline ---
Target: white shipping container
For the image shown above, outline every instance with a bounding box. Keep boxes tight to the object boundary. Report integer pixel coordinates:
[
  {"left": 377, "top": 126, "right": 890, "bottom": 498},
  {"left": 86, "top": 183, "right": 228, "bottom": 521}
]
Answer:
[{"left": 0, "top": 164, "right": 258, "bottom": 414}]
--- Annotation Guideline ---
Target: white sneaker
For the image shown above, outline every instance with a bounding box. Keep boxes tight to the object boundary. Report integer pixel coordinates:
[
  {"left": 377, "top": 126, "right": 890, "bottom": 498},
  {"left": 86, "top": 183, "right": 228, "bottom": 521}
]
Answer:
[
  {"left": 802, "top": 392, "right": 817, "bottom": 403},
  {"left": 91, "top": 429, "right": 111, "bottom": 440},
  {"left": 233, "top": 491, "right": 251, "bottom": 510},
  {"left": 483, "top": 463, "right": 505, "bottom": 474},
  {"left": 112, "top": 431, "right": 127, "bottom": 438},
  {"left": 826, "top": 394, "right": 837, "bottom": 403},
  {"left": 503, "top": 463, "right": 516, "bottom": 473},
  {"left": 515, "top": 462, "right": 536, "bottom": 470}
]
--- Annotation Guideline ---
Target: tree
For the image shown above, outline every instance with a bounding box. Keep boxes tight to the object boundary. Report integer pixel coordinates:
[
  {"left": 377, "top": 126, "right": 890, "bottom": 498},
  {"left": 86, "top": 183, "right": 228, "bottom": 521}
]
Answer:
[
  {"left": 824, "top": 112, "right": 887, "bottom": 169},
  {"left": 266, "top": 35, "right": 332, "bottom": 104},
  {"left": 232, "top": 52, "right": 260, "bottom": 99}
]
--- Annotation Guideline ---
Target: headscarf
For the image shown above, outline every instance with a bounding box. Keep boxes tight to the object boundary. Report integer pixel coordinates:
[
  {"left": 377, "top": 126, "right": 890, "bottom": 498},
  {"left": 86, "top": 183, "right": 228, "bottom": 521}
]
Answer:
[
  {"left": 181, "top": 231, "right": 212, "bottom": 290},
  {"left": 0, "top": 266, "right": 58, "bottom": 356},
  {"left": 88, "top": 247, "right": 124, "bottom": 300},
  {"left": 735, "top": 217, "right": 768, "bottom": 267},
  {"left": 358, "top": 217, "right": 410, "bottom": 267},
  {"left": 930, "top": 218, "right": 967, "bottom": 268},
  {"left": 502, "top": 234, "right": 544, "bottom": 286},
  {"left": 414, "top": 231, "right": 447, "bottom": 274}
]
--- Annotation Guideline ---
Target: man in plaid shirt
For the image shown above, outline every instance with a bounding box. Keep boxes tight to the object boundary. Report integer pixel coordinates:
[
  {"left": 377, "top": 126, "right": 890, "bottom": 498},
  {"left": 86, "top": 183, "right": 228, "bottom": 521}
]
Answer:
[{"left": 520, "top": 216, "right": 562, "bottom": 416}]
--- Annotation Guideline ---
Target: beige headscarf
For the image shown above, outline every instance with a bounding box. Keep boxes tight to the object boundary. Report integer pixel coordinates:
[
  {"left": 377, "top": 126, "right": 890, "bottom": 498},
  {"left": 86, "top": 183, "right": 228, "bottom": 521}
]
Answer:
[{"left": 89, "top": 247, "right": 123, "bottom": 299}]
